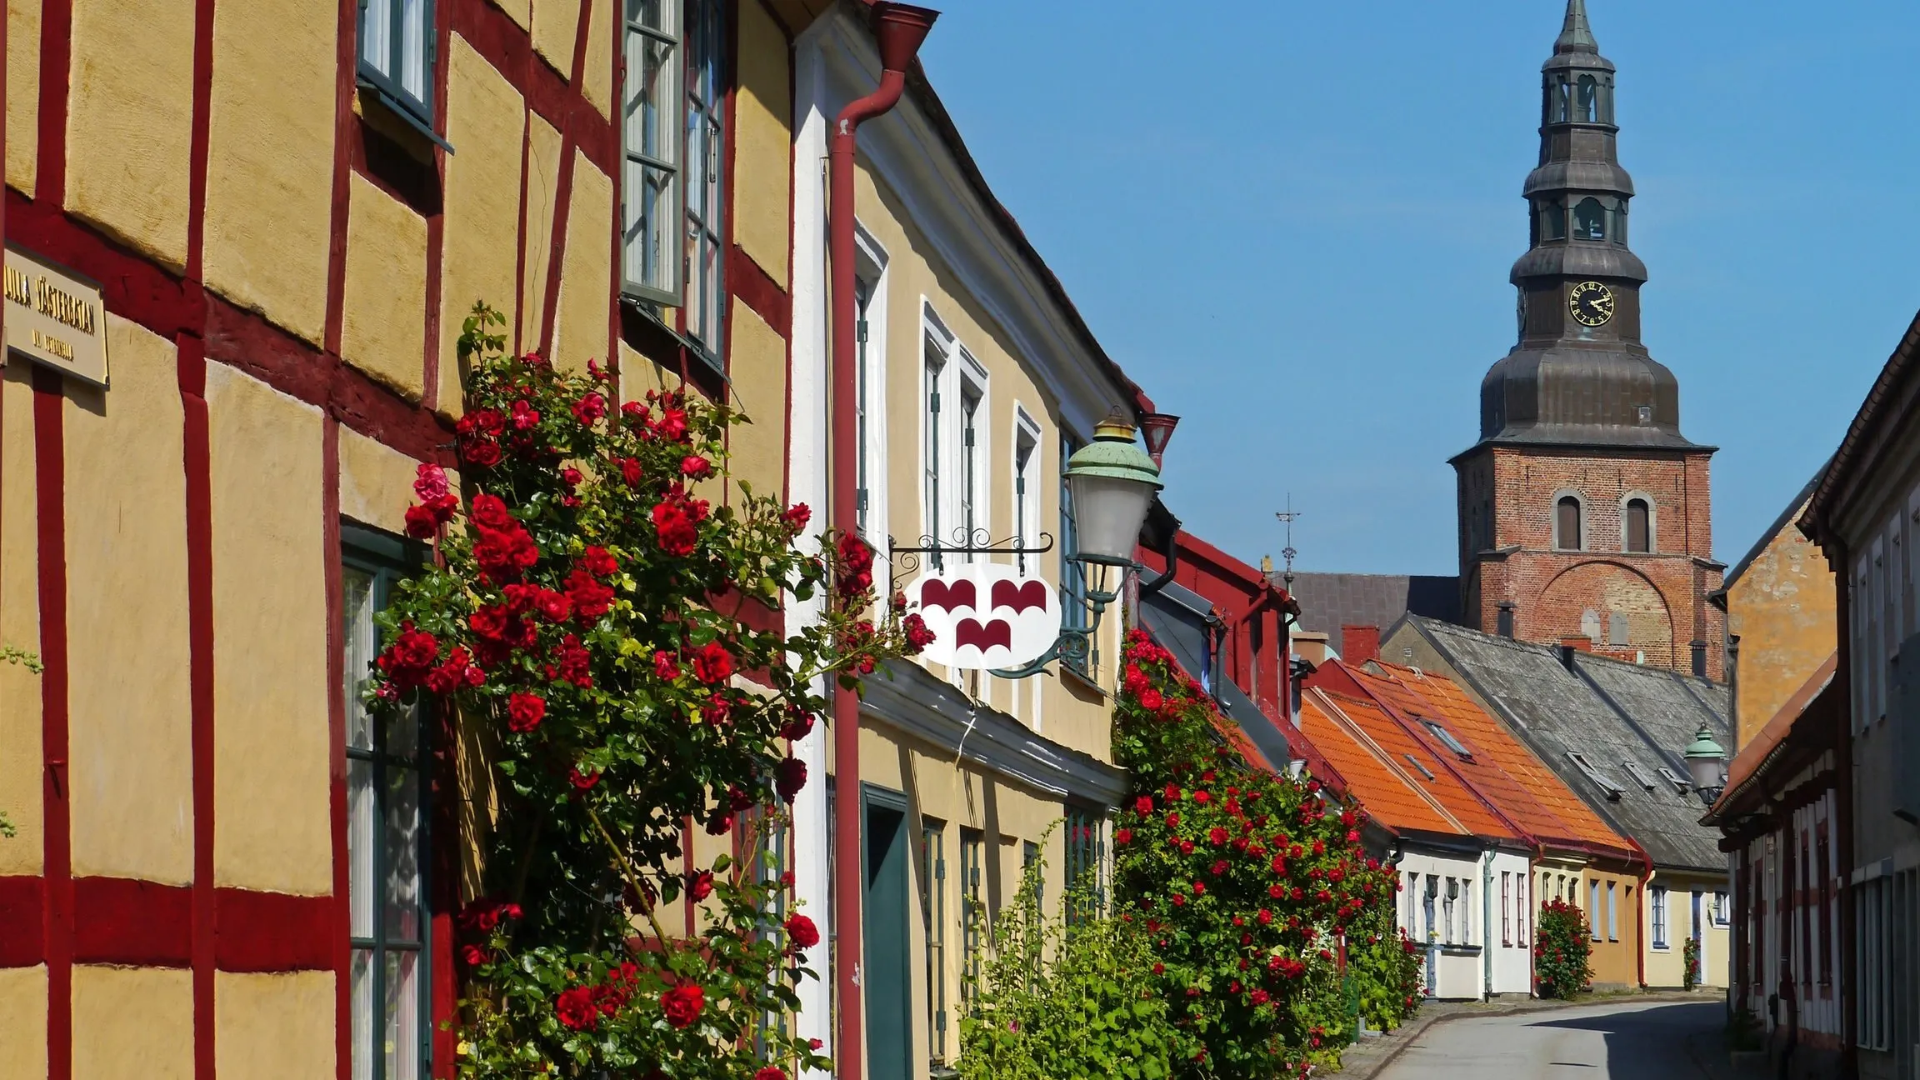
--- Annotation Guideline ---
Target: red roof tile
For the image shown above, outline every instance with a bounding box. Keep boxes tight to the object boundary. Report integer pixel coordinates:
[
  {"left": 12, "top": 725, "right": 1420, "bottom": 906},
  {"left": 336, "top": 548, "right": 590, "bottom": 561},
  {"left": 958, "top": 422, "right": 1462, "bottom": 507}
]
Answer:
[
  {"left": 1299, "top": 693, "right": 1466, "bottom": 839},
  {"left": 1366, "top": 662, "right": 1634, "bottom": 859}
]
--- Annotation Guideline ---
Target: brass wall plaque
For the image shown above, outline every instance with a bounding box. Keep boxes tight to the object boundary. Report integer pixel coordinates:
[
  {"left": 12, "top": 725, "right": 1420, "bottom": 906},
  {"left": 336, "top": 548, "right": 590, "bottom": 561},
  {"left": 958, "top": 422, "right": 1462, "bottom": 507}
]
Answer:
[{"left": 4, "top": 246, "right": 109, "bottom": 387}]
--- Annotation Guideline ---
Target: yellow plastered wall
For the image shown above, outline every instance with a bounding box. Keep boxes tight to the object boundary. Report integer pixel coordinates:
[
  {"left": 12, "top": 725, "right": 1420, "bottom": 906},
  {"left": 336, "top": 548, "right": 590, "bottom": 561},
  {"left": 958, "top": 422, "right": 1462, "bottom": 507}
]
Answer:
[
  {"left": 553, "top": 153, "right": 613, "bottom": 374},
  {"left": 531, "top": 0, "right": 582, "bottom": 73},
  {"left": 727, "top": 305, "right": 786, "bottom": 504},
  {"left": 439, "top": 35, "right": 529, "bottom": 415},
  {"left": 860, "top": 722, "right": 1080, "bottom": 1071},
  {"left": 1579, "top": 867, "right": 1640, "bottom": 988},
  {"left": 215, "top": 971, "right": 336, "bottom": 1080},
  {"left": 207, "top": 366, "right": 331, "bottom": 895},
  {"left": 521, "top": 115, "right": 564, "bottom": 352},
  {"left": 341, "top": 176, "right": 430, "bottom": 401},
  {"left": 0, "top": 367, "right": 43, "bottom": 876},
  {"left": 581, "top": 0, "right": 611, "bottom": 119},
  {"left": 339, "top": 426, "right": 430, "bottom": 537},
  {"left": 617, "top": 340, "right": 682, "bottom": 402},
  {"left": 64, "top": 0, "right": 195, "bottom": 270},
  {"left": 72, "top": 965, "right": 194, "bottom": 1080},
  {"left": 6, "top": 0, "right": 42, "bottom": 194},
  {"left": 492, "top": 0, "right": 531, "bottom": 30},
  {"left": 65, "top": 319, "right": 193, "bottom": 883},
  {"left": 733, "top": 0, "right": 791, "bottom": 289},
  {"left": 201, "top": 0, "right": 337, "bottom": 346},
  {"left": 0, "top": 966, "right": 48, "bottom": 1080}
]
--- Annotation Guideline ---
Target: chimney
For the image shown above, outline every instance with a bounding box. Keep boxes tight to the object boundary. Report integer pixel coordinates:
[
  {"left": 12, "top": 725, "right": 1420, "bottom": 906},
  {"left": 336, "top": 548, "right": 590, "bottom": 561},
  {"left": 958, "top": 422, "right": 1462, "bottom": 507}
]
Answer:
[
  {"left": 1496, "top": 601, "right": 1515, "bottom": 639},
  {"left": 1557, "top": 643, "right": 1581, "bottom": 671},
  {"left": 1342, "top": 625, "right": 1380, "bottom": 665},
  {"left": 1559, "top": 636, "right": 1593, "bottom": 653}
]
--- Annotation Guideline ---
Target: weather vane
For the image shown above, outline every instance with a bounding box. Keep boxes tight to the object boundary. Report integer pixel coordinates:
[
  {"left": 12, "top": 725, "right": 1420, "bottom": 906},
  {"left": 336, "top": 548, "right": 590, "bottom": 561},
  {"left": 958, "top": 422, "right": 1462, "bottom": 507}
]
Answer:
[{"left": 1274, "top": 496, "right": 1302, "bottom": 586}]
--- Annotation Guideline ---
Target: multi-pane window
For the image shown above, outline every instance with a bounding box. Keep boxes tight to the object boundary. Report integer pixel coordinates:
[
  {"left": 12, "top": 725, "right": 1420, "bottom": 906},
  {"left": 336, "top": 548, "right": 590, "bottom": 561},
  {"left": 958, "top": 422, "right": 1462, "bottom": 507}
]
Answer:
[
  {"left": 959, "top": 382, "right": 982, "bottom": 556},
  {"left": 1817, "top": 828, "right": 1833, "bottom": 987},
  {"left": 1059, "top": 434, "right": 1090, "bottom": 671},
  {"left": 622, "top": 0, "right": 727, "bottom": 363},
  {"left": 358, "top": 0, "right": 436, "bottom": 128},
  {"left": 1607, "top": 882, "right": 1618, "bottom": 941},
  {"left": 1063, "top": 809, "right": 1106, "bottom": 924},
  {"left": 959, "top": 829, "right": 984, "bottom": 1005},
  {"left": 855, "top": 279, "right": 872, "bottom": 533},
  {"left": 1589, "top": 881, "right": 1602, "bottom": 941},
  {"left": 1501, "top": 872, "right": 1511, "bottom": 946},
  {"left": 1713, "top": 889, "right": 1730, "bottom": 926},
  {"left": 1441, "top": 879, "right": 1456, "bottom": 945},
  {"left": 344, "top": 535, "right": 430, "bottom": 1080},
  {"left": 923, "top": 333, "right": 945, "bottom": 562},
  {"left": 1013, "top": 418, "right": 1038, "bottom": 573},
  {"left": 1651, "top": 885, "right": 1669, "bottom": 948},
  {"left": 920, "top": 822, "right": 947, "bottom": 1065}
]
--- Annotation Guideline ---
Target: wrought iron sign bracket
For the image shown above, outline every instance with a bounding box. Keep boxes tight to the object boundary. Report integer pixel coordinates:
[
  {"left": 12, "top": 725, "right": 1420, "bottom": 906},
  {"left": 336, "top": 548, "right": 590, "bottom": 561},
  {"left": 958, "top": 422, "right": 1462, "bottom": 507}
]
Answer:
[{"left": 885, "top": 529, "right": 1055, "bottom": 590}]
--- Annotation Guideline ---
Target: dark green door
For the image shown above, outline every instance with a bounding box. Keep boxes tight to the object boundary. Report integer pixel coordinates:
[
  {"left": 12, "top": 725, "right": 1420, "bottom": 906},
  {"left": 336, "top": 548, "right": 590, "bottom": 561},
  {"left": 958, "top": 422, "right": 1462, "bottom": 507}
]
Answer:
[{"left": 863, "top": 787, "right": 912, "bottom": 1080}]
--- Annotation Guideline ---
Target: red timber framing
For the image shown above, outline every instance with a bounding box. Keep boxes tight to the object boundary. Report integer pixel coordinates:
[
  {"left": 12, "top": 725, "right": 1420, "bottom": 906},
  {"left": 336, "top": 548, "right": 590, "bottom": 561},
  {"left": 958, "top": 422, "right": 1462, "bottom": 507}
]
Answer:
[{"left": 3, "top": 2, "right": 806, "bottom": 1078}]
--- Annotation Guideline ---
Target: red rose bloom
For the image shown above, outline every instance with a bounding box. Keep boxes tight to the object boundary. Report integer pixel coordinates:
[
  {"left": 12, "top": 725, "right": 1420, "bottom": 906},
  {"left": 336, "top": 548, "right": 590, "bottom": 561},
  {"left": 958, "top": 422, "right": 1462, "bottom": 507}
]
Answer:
[
  {"left": 565, "top": 569, "right": 616, "bottom": 621},
  {"left": 775, "top": 756, "right": 808, "bottom": 803},
  {"left": 570, "top": 392, "right": 606, "bottom": 426},
  {"left": 556, "top": 986, "right": 599, "bottom": 1031},
  {"left": 754, "top": 1069, "right": 788, "bottom": 1080},
  {"left": 1210, "top": 827, "right": 1229, "bottom": 846},
  {"left": 786, "top": 913, "right": 820, "bottom": 950},
  {"left": 680, "top": 454, "right": 713, "bottom": 479},
  {"left": 687, "top": 869, "right": 714, "bottom": 902},
  {"left": 654, "top": 651, "right": 681, "bottom": 680},
  {"left": 652, "top": 498, "right": 699, "bottom": 557},
  {"left": 1134, "top": 796, "right": 1154, "bottom": 816},
  {"left": 653, "top": 407, "right": 689, "bottom": 442},
  {"left": 902, "top": 613, "right": 936, "bottom": 654},
  {"left": 568, "top": 766, "right": 600, "bottom": 790},
  {"left": 1115, "top": 828, "right": 1133, "bottom": 845},
  {"left": 690, "top": 641, "right": 734, "bottom": 684},
  {"left": 509, "top": 399, "right": 540, "bottom": 431},
  {"left": 660, "top": 985, "right": 704, "bottom": 1029},
  {"left": 404, "top": 503, "right": 441, "bottom": 538},
  {"left": 582, "top": 545, "right": 618, "bottom": 577},
  {"left": 506, "top": 692, "right": 546, "bottom": 733},
  {"left": 782, "top": 503, "right": 811, "bottom": 533},
  {"left": 779, "top": 706, "right": 815, "bottom": 741},
  {"left": 469, "top": 493, "right": 513, "bottom": 530}
]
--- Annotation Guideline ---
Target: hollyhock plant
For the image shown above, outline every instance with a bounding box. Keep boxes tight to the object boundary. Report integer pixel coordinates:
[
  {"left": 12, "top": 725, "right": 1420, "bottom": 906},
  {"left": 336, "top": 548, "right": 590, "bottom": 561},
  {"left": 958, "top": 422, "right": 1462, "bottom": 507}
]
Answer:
[{"left": 362, "top": 305, "right": 926, "bottom": 1080}]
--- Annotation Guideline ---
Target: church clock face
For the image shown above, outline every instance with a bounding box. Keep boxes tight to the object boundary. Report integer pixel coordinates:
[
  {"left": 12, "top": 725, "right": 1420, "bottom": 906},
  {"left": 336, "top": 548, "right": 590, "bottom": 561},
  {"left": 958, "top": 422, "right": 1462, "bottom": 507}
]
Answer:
[{"left": 1568, "top": 281, "right": 1614, "bottom": 327}]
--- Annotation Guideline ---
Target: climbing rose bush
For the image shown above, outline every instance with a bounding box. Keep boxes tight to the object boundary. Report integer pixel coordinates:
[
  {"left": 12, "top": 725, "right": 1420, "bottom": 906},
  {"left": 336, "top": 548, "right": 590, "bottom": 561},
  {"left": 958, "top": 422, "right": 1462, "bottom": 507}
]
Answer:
[
  {"left": 1533, "top": 898, "right": 1593, "bottom": 999},
  {"left": 1111, "top": 630, "right": 1418, "bottom": 1077},
  {"left": 365, "top": 306, "right": 927, "bottom": 1078}
]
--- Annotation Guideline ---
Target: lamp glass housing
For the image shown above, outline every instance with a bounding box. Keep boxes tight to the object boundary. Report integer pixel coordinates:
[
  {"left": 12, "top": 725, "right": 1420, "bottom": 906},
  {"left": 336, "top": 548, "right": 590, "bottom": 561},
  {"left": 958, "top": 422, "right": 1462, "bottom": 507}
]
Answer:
[
  {"left": 1067, "top": 472, "right": 1156, "bottom": 565},
  {"left": 1687, "top": 754, "right": 1722, "bottom": 793}
]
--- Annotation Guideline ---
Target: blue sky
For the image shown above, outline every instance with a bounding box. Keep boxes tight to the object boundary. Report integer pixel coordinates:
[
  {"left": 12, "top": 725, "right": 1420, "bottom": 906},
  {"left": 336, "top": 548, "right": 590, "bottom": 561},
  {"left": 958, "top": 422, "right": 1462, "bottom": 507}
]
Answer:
[{"left": 916, "top": 0, "right": 1920, "bottom": 575}]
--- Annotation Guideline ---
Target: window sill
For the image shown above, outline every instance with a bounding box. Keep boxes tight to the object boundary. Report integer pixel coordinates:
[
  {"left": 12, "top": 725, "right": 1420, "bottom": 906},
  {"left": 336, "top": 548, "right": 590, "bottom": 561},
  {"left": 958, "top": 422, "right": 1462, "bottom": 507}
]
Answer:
[
  {"left": 357, "top": 79, "right": 453, "bottom": 154},
  {"left": 1058, "top": 661, "right": 1106, "bottom": 699}
]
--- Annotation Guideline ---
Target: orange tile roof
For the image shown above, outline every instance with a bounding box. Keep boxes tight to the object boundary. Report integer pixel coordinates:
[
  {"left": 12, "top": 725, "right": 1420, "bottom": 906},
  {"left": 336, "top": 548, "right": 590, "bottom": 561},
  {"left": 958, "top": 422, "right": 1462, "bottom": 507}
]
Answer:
[
  {"left": 1317, "top": 689, "right": 1521, "bottom": 842},
  {"left": 1299, "top": 694, "right": 1465, "bottom": 839},
  {"left": 1366, "top": 662, "right": 1634, "bottom": 859}
]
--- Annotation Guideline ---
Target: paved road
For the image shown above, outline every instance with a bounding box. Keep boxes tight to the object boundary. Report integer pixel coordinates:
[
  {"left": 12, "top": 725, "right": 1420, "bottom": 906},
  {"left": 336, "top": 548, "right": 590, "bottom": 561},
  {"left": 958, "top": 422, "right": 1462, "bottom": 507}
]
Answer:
[{"left": 1377, "top": 999, "right": 1736, "bottom": 1080}]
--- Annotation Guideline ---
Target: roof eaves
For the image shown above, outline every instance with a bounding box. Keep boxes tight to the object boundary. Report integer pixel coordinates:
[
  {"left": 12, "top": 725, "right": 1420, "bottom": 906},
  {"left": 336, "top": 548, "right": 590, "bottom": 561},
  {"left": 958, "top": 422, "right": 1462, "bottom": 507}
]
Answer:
[{"left": 1804, "top": 307, "right": 1920, "bottom": 537}]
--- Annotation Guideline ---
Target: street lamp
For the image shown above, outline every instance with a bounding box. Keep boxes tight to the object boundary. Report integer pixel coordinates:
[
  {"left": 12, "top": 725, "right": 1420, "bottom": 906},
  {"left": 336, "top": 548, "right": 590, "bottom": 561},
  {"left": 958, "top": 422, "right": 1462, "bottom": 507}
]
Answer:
[
  {"left": 992, "top": 408, "right": 1163, "bottom": 678},
  {"left": 1684, "top": 725, "right": 1727, "bottom": 802}
]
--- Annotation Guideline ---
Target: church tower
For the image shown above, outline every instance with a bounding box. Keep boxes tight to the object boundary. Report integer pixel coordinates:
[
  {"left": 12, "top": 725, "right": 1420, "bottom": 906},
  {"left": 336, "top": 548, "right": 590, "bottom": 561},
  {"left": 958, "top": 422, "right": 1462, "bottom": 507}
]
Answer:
[{"left": 1452, "top": 0, "right": 1723, "bottom": 678}]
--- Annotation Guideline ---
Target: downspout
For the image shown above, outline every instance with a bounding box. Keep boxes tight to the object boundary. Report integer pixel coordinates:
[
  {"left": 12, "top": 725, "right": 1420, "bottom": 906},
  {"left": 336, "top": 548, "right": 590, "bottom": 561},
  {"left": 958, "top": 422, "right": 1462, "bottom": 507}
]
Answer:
[
  {"left": 1482, "top": 848, "right": 1495, "bottom": 999},
  {"left": 827, "top": 7, "right": 938, "bottom": 1078}
]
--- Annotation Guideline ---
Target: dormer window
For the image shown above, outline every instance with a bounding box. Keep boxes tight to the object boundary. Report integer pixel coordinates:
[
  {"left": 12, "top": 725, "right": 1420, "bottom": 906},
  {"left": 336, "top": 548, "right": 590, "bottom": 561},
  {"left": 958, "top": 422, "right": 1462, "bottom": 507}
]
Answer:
[
  {"left": 1567, "top": 751, "right": 1626, "bottom": 800},
  {"left": 1656, "top": 766, "right": 1689, "bottom": 793},
  {"left": 1574, "top": 198, "right": 1606, "bottom": 241},
  {"left": 1621, "top": 760, "right": 1658, "bottom": 792},
  {"left": 1421, "top": 720, "right": 1473, "bottom": 761}
]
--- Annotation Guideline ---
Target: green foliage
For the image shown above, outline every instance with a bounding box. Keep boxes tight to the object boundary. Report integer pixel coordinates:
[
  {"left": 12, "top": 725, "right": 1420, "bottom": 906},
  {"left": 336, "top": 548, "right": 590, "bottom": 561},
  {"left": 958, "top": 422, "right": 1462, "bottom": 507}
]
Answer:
[
  {"left": 367, "top": 305, "right": 925, "bottom": 1078},
  {"left": 1108, "top": 630, "right": 1419, "bottom": 1078},
  {"left": 1683, "top": 934, "right": 1701, "bottom": 991},
  {"left": 959, "top": 853, "right": 1194, "bottom": 1080},
  {"left": 1533, "top": 898, "right": 1593, "bottom": 999}
]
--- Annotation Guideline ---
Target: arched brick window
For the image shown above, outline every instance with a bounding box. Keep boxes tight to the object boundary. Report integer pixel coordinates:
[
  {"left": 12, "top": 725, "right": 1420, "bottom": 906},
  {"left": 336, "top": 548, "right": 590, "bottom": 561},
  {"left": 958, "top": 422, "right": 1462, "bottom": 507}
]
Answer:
[
  {"left": 1556, "top": 495, "right": 1583, "bottom": 551},
  {"left": 1625, "top": 498, "right": 1651, "bottom": 553}
]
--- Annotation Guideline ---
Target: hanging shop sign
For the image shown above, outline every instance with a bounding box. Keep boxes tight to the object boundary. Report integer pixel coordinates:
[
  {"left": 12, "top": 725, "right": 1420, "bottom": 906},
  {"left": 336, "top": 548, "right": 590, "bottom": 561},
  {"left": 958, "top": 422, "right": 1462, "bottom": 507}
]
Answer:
[
  {"left": 4, "top": 246, "right": 109, "bottom": 387},
  {"left": 907, "top": 563, "right": 1061, "bottom": 670}
]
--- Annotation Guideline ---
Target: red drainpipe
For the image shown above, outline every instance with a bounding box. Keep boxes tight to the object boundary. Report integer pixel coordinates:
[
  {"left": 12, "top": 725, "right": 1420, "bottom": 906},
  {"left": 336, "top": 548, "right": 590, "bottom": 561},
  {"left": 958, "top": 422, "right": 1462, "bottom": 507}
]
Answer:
[{"left": 827, "top": 6, "right": 938, "bottom": 1078}]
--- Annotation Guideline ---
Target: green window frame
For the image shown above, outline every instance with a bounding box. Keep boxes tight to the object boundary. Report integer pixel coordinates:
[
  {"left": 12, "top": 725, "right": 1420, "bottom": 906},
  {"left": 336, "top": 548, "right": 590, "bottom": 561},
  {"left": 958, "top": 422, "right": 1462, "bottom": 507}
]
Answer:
[
  {"left": 920, "top": 821, "right": 948, "bottom": 1065},
  {"left": 1063, "top": 808, "right": 1106, "bottom": 924},
  {"left": 1059, "top": 433, "right": 1090, "bottom": 673},
  {"left": 357, "top": 0, "right": 447, "bottom": 149},
  {"left": 959, "top": 829, "right": 984, "bottom": 1006},
  {"left": 343, "top": 526, "right": 432, "bottom": 1080}
]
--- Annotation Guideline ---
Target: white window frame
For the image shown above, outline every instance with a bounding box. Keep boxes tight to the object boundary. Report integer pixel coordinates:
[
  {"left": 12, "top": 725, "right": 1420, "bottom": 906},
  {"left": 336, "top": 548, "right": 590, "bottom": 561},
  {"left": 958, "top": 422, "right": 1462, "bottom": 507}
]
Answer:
[
  {"left": 852, "top": 226, "right": 889, "bottom": 540},
  {"left": 621, "top": 0, "right": 727, "bottom": 361},
  {"left": 955, "top": 352, "right": 988, "bottom": 561},
  {"left": 1712, "top": 889, "right": 1730, "bottom": 926},
  {"left": 1607, "top": 881, "right": 1618, "bottom": 941},
  {"left": 920, "top": 304, "right": 957, "bottom": 564},
  {"left": 1589, "top": 880, "right": 1602, "bottom": 941},
  {"left": 1567, "top": 751, "right": 1626, "bottom": 799},
  {"left": 1010, "top": 406, "right": 1042, "bottom": 573},
  {"left": 1651, "top": 885, "right": 1669, "bottom": 949}
]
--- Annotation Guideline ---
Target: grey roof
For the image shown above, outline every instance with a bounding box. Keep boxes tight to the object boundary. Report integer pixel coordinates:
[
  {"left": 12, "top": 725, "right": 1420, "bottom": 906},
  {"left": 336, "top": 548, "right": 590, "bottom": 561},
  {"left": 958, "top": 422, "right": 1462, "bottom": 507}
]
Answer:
[
  {"left": 1280, "top": 573, "right": 1460, "bottom": 655},
  {"left": 1398, "top": 616, "right": 1729, "bottom": 873},
  {"left": 1139, "top": 581, "right": 1292, "bottom": 772}
]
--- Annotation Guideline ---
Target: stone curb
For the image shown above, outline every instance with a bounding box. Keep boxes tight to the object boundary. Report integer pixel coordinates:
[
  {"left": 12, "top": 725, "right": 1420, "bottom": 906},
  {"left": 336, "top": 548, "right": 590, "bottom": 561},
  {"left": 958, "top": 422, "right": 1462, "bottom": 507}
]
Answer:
[{"left": 1336, "top": 990, "right": 1715, "bottom": 1079}]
